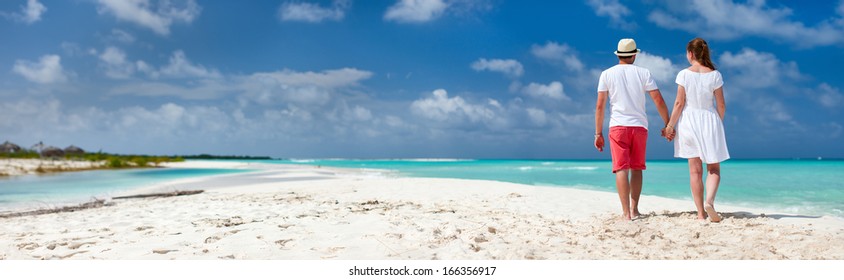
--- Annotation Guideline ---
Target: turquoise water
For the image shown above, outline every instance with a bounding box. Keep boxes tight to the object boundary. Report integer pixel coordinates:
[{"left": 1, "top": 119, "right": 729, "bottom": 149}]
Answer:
[
  {"left": 0, "top": 167, "right": 250, "bottom": 211},
  {"left": 270, "top": 159, "right": 844, "bottom": 218},
  {"left": 3, "top": 159, "right": 842, "bottom": 218}
]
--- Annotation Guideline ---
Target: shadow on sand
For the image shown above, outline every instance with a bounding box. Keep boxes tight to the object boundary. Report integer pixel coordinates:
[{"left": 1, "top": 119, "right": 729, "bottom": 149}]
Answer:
[
  {"left": 634, "top": 211, "right": 822, "bottom": 221},
  {"left": 721, "top": 211, "right": 822, "bottom": 220}
]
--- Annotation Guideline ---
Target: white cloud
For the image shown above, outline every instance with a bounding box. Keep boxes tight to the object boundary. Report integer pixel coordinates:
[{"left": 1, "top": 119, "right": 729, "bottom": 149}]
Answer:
[
  {"left": 96, "top": 0, "right": 201, "bottom": 36},
  {"left": 346, "top": 105, "right": 373, "bottom": 122},
  {"left": 410, "top": 89, "right": 500, "bottom": 124},
  {"left": 136, "top": 60, "right": 155, "bottom": 76},
  {"left": 110, "top": 67, "right": 373, "bottom": 106},
  {"left": 470, "top": 58, "right": 524, "bottom": 78},
  {"left": 159, "top": 50, "right": 221, "bottom": 79},
  {"left": 839, "top": 0, "right": 844, "bottom": 17},
  {"left": 521, "top": 81, "right": 569, "bottom": 101},
  {"left": 587, "top": 0, "right": 634, "bottom": 29},
  {"left": 17, "top": 0, "right": 47, "bottom": 24},
  {"left": 94, "top": 48, "right": 217, "bottom": 80},
  {"left": 531, "top": 41, "right": 584, "bottom": 72},
  {"left": 648, "top": 0, "right": 844, "bottom": 47},
  {"left": 247, "top": 68, "right": 373, "bottom": 88},
  {"left": 816, "top": 83, "right": 843, "bottom": 108},
  {"left": 242, "top": 68, "right": 373, "bottom": 106},
  {"left": 525, "top": 108, "right": 547, "bottom": 126},
  {"left": 108, "top": 29, "right": 136, "bottom": 44},
  {"left": 278, "top": 0, "right": 349, "bottom": 23},
  {"left": 0, "top": 99, "right": 71, "bottom": 135},
  {"left": 714, "top": 48, "right": 811, "bottom": 128},
  {"left": 0, "top": 96, "right": 414, "bottom": 156},
  {"left": 384, "top": 0, "right": 449, "bottom": 23},
  {"left": 60, "top": 42, "right": 84, "bottom": 57},
  {"left": 3, "top": 0, "right": 47, "bottom": 24},
  {"left": 99, "top": 46, "right": 135, "bottom": 79},
  {"left": 109, "top": 80, "right": 234, "bottom": 100},
  {"left": 12, "top": 54, "right": 68, "bottom": 84},
  {"left": 719, "top": 48, "right": 802, "bottom": 89},
  {"left": 633, "top": 51, "right": 683, "bottom": 86},
  {"left": 750, "top": 98, "right": 796, "bottom": 127}
]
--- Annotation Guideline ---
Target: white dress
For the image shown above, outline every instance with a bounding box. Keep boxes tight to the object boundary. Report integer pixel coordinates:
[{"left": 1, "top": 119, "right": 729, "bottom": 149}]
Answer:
[{"left": 674, "top": 69, "right": 730, "bottom": 163}]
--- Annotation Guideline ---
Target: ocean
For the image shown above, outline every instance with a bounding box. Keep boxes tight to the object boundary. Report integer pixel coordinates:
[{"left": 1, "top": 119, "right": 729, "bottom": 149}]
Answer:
[
  {"left": 0, "top": 167, "right": 250, "bottom": 212},
  {"left": 271, "top": 159, "right": 844, "bottom": 218}
]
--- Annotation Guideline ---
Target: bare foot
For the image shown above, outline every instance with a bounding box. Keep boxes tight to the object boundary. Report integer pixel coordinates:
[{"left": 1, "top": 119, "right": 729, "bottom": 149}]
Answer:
[
  {"left": 704, "top": 204, "right": 721, "bottom": 223},
  {"left": 696, "top": 213, "right": 707, "bottom": 220},
  {"left": 620, "top": 214, "right": 632, "bottom": 221},
  {"left": 631, "top": 210, "right": 641, "bottom": 220}
]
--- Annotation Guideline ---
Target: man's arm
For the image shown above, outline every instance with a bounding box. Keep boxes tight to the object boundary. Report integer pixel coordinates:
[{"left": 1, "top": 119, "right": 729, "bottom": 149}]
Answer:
[
  {"left": 648, "top": 89, "right": 670, "bottom": 127},
  {"left": 594, "top": 91, "right": 608, "bottom": 152}
]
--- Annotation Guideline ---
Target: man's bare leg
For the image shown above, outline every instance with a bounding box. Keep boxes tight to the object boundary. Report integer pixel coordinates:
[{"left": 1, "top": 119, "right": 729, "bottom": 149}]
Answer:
[
  {"left": 630, "top": 169, "right": 643, "bottom": 218},
  {"left": 615, "top": 169, "right": 632, "bottom": 220}
]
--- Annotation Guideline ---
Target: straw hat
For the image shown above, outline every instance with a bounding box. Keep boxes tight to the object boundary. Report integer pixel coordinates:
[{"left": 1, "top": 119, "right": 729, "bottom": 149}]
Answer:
[{"left": 614, "top": 38, "right": 640, "bottom": 57}]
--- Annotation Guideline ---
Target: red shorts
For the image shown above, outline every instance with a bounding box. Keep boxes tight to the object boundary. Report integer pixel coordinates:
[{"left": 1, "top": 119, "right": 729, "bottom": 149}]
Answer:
[{"left": 609, "top": 126, "right": 648, "bottom": 173}]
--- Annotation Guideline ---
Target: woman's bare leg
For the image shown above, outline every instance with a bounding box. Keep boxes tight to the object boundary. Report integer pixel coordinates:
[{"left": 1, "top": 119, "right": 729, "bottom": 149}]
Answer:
[
  {"left": 705, "top": 163, "right": 722, "bottom": 222},
  {"left": 688, "top": 158, "right": 706, "bottom": 219}
]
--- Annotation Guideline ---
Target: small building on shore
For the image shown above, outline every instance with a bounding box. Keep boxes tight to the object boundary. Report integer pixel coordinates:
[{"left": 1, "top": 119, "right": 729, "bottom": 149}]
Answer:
[
  {"left": 64, "top": 145, "right": 85, "bottom": 156},
  {"left": 41, "top": 146, "right": 65, "bottom": 159},
  {"left": 1, "top": 141, "right": 22, "bottom": 153}
]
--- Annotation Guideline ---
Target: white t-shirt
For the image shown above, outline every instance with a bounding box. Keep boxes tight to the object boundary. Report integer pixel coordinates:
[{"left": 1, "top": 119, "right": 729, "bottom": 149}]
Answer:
[{"left": 597, "top": 64, "right": 658, "bottom": 129}]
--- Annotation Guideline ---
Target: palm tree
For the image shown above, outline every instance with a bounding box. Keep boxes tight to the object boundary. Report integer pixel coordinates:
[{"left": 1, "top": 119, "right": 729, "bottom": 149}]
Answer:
[{"left": 31, "top": 141, "right": 45, "bottom": 154}]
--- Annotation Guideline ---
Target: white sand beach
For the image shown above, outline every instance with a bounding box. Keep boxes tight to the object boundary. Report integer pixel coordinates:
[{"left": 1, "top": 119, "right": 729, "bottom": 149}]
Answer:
[{"left": 1, "top": 160, "right": 842, "bottom": 260}]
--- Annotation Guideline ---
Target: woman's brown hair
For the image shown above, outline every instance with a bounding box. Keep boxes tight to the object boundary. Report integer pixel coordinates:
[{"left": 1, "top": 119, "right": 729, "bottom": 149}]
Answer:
[{"left": 687, "top": 38, "right": 716, "bottom": 70}]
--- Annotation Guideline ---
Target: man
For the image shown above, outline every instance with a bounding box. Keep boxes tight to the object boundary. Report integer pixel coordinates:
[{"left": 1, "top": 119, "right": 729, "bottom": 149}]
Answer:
[{"left": 594, "top": 38, "right": 670, "bottom": 221}]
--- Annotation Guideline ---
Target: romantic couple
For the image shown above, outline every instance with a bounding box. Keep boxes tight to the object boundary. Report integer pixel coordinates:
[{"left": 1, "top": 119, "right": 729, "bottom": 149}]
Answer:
[{"left": 594, "top": 38, "right": 729, "bottom": 222}]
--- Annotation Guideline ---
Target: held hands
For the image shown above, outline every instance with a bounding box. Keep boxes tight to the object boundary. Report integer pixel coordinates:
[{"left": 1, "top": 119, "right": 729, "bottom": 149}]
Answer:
[{"left": 661, "top": 126, "right": 676, "bottom": 141}]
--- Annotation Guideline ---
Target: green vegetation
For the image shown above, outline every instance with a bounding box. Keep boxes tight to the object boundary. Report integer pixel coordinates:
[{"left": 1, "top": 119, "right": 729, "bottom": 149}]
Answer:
[
  {"left": 1, "top": 151, "right": 185, "bottom": 169},
  {"left": 1, "top": 150, "right": 41, "bottom": 159}
]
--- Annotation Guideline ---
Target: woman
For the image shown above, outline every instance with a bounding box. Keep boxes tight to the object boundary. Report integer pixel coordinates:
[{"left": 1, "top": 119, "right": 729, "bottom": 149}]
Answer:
[{"left": 664, "top": 38, "right": 730, "bottom": 222}]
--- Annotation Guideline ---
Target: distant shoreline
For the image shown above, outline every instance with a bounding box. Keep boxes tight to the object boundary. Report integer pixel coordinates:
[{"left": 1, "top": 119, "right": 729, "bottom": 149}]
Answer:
[{"left": 1, "top": 158, "right": 110, "bottom": 177}]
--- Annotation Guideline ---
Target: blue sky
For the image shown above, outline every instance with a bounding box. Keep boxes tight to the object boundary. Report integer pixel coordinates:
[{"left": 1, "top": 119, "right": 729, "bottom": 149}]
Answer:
[{"left": 1, "top": 0, "right": 843, "bottom": 159}]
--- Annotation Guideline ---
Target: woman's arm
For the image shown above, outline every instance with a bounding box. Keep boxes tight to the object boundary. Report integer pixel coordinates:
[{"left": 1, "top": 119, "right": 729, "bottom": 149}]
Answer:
[
  {"left": 714, "top": 87, "right": 725, "bottom": 120},
  {"left": 664, "top": 85, "right": 686, "bottom": 138}
]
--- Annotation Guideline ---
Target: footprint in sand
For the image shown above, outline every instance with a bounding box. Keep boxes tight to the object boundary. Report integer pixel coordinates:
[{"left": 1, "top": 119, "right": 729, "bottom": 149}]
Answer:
[
  {"left": 385, "top": 233, "right": 404, "bottom": 239},
  {"left": 68, "top": 241, "right": 96, "bottom": 250},
  {"left": 17, "top": 242, "right": 40, "bottom": 250},
  {"left": 41, "top": 250, "right": 89, "bottom": 260},
  {"left": 278, "top": 224, "right": 294, "bottom": 230},
  {"left": 204, "top": 230, "right": 241, "bottom": 244},
  {"left": 153, "top": 249, "right": 177, "bottom": 254},
  {"left": 193, "top": 216, "right": 252, "bottom": 228},
  {"left": 275, "top": 239, "right": 294, "bottom": 249},
  {"left": 135, "top": 226, "right": 154, "bottom": 231},
  {"left": 317, "top": 246, "right": 346, "bottom": 259},
  {"left": 474, "top": 235, "right": 489, "bottom": 243}
]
